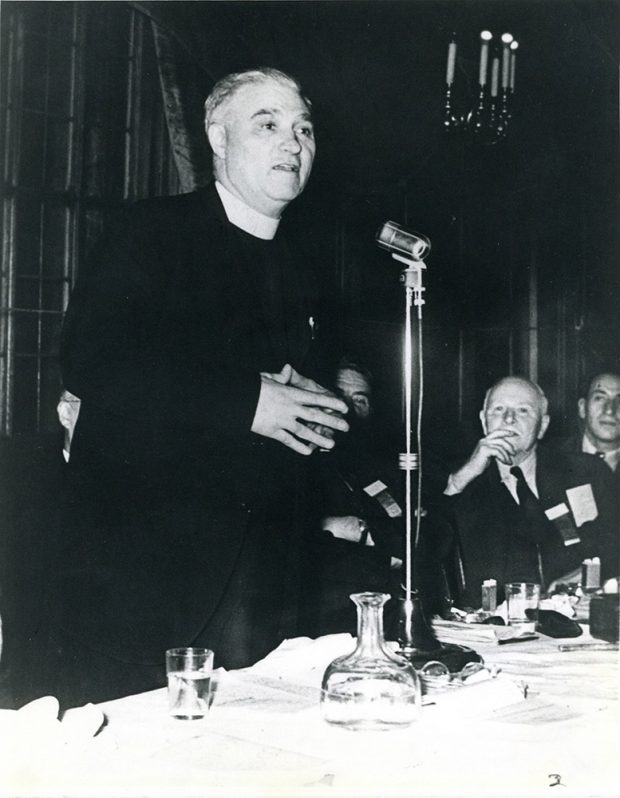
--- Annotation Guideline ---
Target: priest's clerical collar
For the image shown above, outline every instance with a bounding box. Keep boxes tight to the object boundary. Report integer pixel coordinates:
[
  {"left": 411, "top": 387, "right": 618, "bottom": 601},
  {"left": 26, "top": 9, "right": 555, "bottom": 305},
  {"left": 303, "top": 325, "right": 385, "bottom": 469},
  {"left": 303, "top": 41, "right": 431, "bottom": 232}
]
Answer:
[{"left": 215, "top": 181, "right": 279, "bottom": 240}]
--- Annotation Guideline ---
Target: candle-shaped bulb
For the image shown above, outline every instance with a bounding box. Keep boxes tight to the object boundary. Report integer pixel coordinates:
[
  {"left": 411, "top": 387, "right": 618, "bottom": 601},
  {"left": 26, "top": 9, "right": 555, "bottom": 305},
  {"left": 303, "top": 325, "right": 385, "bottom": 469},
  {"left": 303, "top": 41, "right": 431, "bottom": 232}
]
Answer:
[
  {"left": 446, "top": 37, "right": 457, "bottom": 86},
  {"left": 509, "top": 43, "right": 518, "bottom": 91},
  {"left": 510, "top": 40, "right": 519, "bottom": 50},
  {"left": 478, "top": 31, "right": 492, "bottom": 86},
  {"left": 490, "top": 57, "right": 499, "bottom": 97},
  {"left": 501, "top": 37, "right": 511, "bottom": 89}
]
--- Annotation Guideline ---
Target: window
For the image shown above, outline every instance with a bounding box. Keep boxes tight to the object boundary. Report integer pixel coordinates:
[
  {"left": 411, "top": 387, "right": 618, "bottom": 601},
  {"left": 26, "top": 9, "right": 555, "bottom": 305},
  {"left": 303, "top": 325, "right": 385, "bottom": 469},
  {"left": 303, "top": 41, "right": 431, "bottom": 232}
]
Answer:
[{"left": 0, "top": 1, "right": 179, "bottom": 435}]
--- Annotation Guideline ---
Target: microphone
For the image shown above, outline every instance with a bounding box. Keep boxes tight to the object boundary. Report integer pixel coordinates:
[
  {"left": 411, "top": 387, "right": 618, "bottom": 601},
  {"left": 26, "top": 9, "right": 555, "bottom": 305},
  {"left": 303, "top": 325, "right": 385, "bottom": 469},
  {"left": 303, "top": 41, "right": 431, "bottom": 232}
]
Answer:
[{"left": 376, "top": 221, "right": 431, "bottom": 262}]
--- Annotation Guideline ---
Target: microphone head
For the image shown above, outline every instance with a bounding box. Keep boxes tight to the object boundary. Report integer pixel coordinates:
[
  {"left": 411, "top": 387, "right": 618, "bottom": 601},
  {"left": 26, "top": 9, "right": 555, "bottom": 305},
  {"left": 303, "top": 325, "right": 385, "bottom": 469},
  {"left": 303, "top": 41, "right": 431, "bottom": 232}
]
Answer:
[{"left": 376, "top": 221, "right": 430, "bottom": 261}]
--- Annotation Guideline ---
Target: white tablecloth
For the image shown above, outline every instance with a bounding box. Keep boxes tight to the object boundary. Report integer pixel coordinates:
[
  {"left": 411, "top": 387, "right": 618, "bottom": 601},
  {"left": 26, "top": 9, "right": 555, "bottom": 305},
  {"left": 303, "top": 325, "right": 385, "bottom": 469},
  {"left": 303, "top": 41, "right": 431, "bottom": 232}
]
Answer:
[{"left": 1, "top": 629, "right": 618, "bottom": 797}]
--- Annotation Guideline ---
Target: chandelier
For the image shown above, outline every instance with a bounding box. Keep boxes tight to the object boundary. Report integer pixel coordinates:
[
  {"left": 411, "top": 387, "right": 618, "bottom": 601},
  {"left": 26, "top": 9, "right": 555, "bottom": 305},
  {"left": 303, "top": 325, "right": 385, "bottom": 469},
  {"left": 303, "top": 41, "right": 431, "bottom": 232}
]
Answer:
[{"left": 444, "top": 30, "right": 519, "bottom": 144}]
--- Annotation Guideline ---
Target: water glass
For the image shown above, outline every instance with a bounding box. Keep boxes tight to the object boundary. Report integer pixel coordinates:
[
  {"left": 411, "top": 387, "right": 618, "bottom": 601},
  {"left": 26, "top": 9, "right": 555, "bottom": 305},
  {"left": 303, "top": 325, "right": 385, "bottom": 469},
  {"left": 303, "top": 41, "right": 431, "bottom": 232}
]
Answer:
[
  {"left": 166, "top": 647, "right": 213, "bottom": 719},
  {"left": 504, "top": 582, "right": 540, "bottom": 635}
]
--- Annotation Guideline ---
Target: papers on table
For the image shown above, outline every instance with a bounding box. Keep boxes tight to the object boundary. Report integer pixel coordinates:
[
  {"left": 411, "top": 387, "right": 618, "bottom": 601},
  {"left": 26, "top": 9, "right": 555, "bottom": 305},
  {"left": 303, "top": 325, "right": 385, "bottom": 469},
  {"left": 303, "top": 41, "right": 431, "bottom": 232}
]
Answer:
[{"left": 433, "top": 618, "right": 520, "bottom": 645}]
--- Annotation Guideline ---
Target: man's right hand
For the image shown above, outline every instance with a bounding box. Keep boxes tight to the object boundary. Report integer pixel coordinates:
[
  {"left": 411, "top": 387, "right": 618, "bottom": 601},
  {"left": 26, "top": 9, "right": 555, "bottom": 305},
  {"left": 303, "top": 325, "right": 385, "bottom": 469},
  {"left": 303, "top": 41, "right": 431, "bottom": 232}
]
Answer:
[
  {"left": 321, "top": 515, "right": 373, "bottom": 545},
  {"left": 445, "top": 429, "right": 518, "bottom": 494},
  {"left": 251, "top": 365, "right": 349, "bottom": 455}
]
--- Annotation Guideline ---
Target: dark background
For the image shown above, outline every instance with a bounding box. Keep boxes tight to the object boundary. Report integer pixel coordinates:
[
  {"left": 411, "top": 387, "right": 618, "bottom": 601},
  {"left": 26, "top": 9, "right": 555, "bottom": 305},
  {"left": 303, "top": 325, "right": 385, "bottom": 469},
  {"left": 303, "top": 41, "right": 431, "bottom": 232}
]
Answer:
[
  {"left": 140, "top": 0, "right": 619, "bottom": 441},
  {"left": 1, "top": 0, "right": 618, "bottom": 443}
]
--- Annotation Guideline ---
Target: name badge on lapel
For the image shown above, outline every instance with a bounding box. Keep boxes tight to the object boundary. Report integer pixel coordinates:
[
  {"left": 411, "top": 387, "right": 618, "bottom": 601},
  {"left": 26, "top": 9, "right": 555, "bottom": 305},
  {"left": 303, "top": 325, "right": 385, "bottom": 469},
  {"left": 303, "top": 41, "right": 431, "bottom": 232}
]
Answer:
[
  {"left": 363, "top": 480, "right": 402, "bottom": 518},
  {"left": 545, "top": 502, "right": 580, "bottom": 546},
  {"left": 566, "top": 483, "right": 598, "bottom": 527}
]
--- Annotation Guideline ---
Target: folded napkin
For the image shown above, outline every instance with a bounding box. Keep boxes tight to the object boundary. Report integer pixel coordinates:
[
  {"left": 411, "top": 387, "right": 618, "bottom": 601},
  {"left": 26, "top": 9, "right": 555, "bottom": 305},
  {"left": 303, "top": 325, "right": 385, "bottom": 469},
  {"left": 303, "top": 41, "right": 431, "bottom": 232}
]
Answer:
[{"left": 539, "top": 593, "right": 579, "bottom": 618}]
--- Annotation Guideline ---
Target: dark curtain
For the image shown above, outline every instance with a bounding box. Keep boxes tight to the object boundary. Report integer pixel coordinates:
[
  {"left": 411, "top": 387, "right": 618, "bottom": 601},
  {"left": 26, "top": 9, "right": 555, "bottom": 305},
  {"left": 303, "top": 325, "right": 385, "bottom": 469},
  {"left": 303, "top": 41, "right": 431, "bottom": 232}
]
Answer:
[
  {"left": 133, "top": 2, "right": 213, "bottom": 192},
  {"left": 150, "top": 21, "right": 211, "bottom": 192}
]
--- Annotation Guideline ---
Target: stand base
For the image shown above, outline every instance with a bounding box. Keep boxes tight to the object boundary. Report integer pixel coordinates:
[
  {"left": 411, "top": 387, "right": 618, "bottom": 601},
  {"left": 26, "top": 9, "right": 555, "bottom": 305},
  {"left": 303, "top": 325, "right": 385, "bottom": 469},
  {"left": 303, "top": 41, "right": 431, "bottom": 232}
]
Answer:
[
  {"left": 397, "top": 641, "right": 483, "bottom": 673},
  {"left": 393, "top": 594, "right": 483, "bottom": 673}
]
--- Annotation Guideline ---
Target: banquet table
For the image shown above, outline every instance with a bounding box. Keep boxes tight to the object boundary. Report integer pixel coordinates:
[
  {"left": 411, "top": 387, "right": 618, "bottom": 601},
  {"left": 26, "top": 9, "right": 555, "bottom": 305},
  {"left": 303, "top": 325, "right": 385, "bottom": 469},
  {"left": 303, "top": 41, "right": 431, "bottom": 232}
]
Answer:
[{"left": 2, "top": 627, "right": 618, "bottom": 798}]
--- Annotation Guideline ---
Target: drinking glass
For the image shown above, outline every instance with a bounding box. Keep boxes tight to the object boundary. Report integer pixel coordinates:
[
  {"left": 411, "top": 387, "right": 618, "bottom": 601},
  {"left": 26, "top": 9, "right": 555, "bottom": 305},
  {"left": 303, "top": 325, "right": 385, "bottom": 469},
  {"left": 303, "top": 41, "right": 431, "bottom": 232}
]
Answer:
[
  {"left": 504, "top": 582, "right": 540, "bottom": 635},
  {"left": 166, "top": 647, "right": 213, "bottom": 719}
]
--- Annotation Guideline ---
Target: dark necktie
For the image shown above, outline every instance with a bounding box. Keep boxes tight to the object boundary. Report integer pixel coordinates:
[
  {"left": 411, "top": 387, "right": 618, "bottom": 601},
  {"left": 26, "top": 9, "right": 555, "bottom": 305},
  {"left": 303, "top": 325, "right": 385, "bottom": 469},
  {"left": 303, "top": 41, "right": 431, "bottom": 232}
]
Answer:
[
  {"left": 510, "top": 466, "right": 548, "bottom": 544},
  {"left": 510, "top": 466, "right": 548, "bottom": 586}
]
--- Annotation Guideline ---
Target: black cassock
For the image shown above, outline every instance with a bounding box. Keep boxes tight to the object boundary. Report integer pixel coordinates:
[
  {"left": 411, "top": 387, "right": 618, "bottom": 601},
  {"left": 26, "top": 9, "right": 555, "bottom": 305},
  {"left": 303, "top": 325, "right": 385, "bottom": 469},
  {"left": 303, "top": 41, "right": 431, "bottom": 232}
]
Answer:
[{"left": 37, "top": 183, "right": 338, "bottom": 708}]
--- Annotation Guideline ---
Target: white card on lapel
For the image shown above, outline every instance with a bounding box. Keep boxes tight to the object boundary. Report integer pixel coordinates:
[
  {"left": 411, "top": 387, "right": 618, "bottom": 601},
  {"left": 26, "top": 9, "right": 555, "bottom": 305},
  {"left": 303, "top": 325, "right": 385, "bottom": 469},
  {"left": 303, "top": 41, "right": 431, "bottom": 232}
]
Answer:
[{"left": 565, "top": 483, "right": 598, "bottom": 527}]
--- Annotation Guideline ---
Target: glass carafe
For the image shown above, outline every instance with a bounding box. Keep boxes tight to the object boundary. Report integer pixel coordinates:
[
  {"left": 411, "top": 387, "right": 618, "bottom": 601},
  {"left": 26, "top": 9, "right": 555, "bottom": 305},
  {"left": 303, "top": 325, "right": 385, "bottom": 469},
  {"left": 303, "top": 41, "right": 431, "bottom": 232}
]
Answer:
[{"left": 320, "top": 592, "right": 421, "bottom": 730}]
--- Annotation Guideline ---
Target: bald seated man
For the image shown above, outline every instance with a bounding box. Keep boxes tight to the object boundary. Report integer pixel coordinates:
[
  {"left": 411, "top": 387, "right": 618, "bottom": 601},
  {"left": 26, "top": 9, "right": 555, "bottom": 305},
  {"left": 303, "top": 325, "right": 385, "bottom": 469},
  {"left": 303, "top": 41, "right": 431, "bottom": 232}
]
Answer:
[{"left": 440, "top": 376, "right": 617, "bottom": 608}]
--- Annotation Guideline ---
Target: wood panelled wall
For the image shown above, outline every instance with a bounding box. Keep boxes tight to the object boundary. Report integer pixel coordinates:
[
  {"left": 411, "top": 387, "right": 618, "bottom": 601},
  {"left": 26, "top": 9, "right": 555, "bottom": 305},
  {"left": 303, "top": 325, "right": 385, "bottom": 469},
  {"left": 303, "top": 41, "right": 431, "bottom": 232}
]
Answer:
[{"left": 335, "top": 140, "right": 618, "bottom": 450}]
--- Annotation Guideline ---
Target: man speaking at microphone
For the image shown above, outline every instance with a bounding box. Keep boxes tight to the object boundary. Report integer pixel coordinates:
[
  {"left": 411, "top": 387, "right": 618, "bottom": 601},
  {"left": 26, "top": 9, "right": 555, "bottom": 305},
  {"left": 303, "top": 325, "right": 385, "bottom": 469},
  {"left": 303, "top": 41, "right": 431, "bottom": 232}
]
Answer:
[{"left": 36, "top": 68, "right": 349, "bottom": 708}]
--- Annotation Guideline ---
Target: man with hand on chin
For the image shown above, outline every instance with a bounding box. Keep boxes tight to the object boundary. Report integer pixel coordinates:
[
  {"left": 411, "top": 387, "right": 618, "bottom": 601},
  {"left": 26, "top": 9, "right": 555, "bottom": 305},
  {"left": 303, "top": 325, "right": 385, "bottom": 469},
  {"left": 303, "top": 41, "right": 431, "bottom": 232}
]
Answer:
[
  {"left": 445, "top": 377, "right": 550, "bottom": 496},
  {"left": 38, "top": 68, "right": 348, "bottom": 709},
  {"left": 438, "top": 377, "right": 617, "bottom": 609}
]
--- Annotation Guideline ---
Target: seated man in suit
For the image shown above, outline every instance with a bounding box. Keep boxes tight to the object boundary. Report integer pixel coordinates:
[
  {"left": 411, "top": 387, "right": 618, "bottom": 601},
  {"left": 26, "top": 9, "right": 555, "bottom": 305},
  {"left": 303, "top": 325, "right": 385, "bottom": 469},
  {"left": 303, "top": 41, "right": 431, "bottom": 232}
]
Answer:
[
  {"left": 441, "top": 376, "right": 617, "bottom": 609},
  {"left": 302, "top": 357, "right": 403, "bottom": 635},
  {"left": 557, "top": 371, "right": 620, "bottom": 477},
  {"left": 303, "top": 356, "right": 452, "bottom": 634},
  {"left": 319, "top": 358, "right": 401, "bottom": 549}
]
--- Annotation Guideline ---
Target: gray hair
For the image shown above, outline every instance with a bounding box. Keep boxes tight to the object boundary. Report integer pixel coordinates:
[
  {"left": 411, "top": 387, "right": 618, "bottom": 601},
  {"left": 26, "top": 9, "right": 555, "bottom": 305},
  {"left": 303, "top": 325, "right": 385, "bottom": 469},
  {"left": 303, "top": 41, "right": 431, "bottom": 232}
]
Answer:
[
  {"left": 204, "top": 67, "right": 311, "bottom": 130},
  {"left": 482, "top": 376, "right": 549, "bottom": 416}
]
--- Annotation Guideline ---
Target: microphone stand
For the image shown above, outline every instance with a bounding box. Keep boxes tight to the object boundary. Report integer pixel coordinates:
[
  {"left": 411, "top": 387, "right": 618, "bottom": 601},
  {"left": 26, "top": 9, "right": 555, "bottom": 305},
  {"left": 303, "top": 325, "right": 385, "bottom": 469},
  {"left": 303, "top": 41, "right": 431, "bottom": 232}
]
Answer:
[
  {"left": 392, "top": 252, "right": 439, "bottom": 656},
  {"left": 390, "top": 251, "right": 482, "bottom": 671}
]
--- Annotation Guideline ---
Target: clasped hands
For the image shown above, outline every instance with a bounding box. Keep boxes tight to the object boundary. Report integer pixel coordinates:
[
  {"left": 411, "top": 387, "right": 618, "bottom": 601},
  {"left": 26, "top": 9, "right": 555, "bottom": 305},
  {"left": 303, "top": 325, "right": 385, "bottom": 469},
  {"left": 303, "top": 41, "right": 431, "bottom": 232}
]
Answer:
[{"left": 251, "top": 363, "right": 349, "bottom": 455}]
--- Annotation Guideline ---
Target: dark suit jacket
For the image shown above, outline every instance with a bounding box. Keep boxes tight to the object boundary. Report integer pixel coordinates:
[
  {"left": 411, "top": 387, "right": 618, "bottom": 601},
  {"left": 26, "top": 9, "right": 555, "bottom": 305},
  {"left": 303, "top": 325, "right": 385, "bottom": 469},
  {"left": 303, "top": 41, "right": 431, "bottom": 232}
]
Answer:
[
  {"left": 553, "top": 433, "right": 620, "bottom": 503},
  {"left": 302, "top": 426, "right": 454, "bottom": 634},
  {"left": 56, "top": 184, "right": 337, "bottom": 668},
  {"left": 301, "top": 431, "right": 402, "bottom": 637},
  {"left": 442, "top": 446, "right": 618, "bottom": 608}
]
